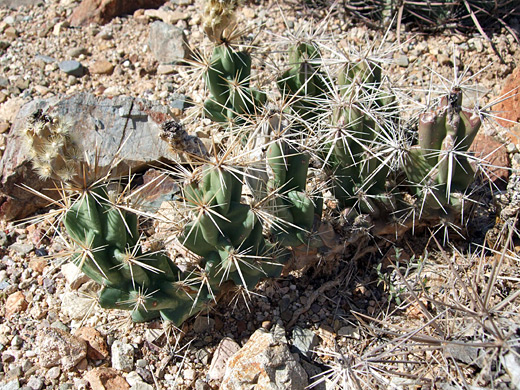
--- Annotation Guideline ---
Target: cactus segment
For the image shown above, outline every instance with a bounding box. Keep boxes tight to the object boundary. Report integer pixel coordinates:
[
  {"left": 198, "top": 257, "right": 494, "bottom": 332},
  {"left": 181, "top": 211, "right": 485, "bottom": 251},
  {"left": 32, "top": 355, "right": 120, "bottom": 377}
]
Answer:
[{"left": 204, "top": 45, "right": 266, "bottom": 123}]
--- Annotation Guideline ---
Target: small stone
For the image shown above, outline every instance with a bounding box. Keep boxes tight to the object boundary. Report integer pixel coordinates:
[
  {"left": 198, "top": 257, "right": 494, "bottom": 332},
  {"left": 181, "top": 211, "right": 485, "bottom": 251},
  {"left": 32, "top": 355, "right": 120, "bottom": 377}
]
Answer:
[
  {"left": 14, "top": 79, "right": 29, "bottom": 91},
  {"left": 135, "top": 367, "right": 153, "bottom": 384},
  {"left": 221, "top": 327, "right": 308, "bottom": 389},
  {"left": 156, "top": 64, "right": 176, "bottom": 75},
  {"left": 291, "top": 327, "right": 318, "bottom": 358},
  {"left": 33, "top": 85, "right": 49, "bottom": 95},
  {"left": 51, "top": 321, "right": 69, "bottom": 332},
  {"left": 75, "top": 327, "right": 109, "bottom": 360},
  {"left": 26, "top": 376, "right": 43, "bottom": 390},
  {"left": 45, "top": 366, "right": 61, "bottom": 380},
  {"left": 59, "top": 60, "right": 85, "bottom": 77},
  {"left": 29, "top": 259, "right": 46, "bottom": 274},
  {"left": 0, "top": 379, "right": 19, "bottom": 390},
  {"left": 445, "top": 344, "right": 483, "bottom": 368},
  {"left": 0, "top": 122, "right": 9, "bottom": 134},
  {"left": 89, "top": 60, "right": 114, "bottom": 75},
  {"left": 61, "top": 263, "right": 90, "bottom": 289},
  {"left": 68, "top": 47, "right": 88, "bottom": 58},
  {"left": 130, "top": 382, "right": 153, "bottom": 390},
  {"left": 135, "top": 359, "right": 147, "bottom": 368},
  {"left": 207, "top": 337, "right": 241, "bottom": 381},
  {"left": 183, "top": 368, "right": 195, "bottom": 381},
  {"left": 111, "top": 341, "right": 134, "bottom": 372},
  {"left": 242, "top": 8, "right": 255, "bottom": 19},
  {"left": 85, "top": 367, "right": 129, "bottom": 390},
  {"left": 38, "top": 328, "right": 87, "bottom": 370},
  {"left": 4, "top": 27, "right": 18, "bottom": 38},
  {"left": 337, "top": 326, "right": 359, "bottom": 339},
  {"left": 97, "top": 29, "right": 113, "bottom": 40},
  {"left": 194, "top": 379, "right": 210, "bottom": 390},
  {"left": 5, "top": 291, "right": 28, "bottom": 318},
  {"left": 148, "top": 21, "right": 188, "bottom": 64},
  {"left": 9, "top": 242, "right": 34, "bottom": 255},
  {"left": 193, "top": 316, "right": 215, "bottom": 333}
]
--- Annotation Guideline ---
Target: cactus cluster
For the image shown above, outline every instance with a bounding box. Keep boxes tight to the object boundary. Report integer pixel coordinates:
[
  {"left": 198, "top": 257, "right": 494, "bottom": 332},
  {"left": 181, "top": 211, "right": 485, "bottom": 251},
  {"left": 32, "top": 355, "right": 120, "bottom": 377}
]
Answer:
[{"left": 22, "top": 2, "right": 488, "bottom": 325}]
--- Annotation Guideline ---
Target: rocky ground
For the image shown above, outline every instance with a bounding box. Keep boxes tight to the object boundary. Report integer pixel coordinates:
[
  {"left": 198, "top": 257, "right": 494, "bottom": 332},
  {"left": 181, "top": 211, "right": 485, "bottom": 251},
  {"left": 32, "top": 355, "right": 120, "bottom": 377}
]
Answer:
[{"left": 0, "top": 0, "right": 520, "bottom": 389}]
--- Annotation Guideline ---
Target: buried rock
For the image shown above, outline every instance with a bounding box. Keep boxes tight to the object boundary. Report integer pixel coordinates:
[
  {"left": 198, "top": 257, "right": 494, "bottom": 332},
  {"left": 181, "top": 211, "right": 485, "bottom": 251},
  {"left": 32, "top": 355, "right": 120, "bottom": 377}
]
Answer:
[
  {"left": 0, "top": 93, "right": 179, "bottom": 221},
  {"left": 221, "top": 326, "right": 308, "bottom": 390}
]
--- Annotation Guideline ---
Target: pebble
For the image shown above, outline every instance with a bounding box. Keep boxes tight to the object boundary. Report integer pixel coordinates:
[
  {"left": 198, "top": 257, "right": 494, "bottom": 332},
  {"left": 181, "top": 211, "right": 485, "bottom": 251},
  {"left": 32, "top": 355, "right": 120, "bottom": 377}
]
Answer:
[
  {"left": 0, "top": 379, "right": 20, "bottom": 390},
  {"left": 58, "top": 60, "right": 85, "bottom": 77},
  {"left": 89, "top": 60, "right": 114, "bottom": 75},
  {"left": 9, "top": 242, "right": 33, "bottom": 255},
  {"left": 26, "top": 377, "right": 43, "bottom": 390},
  {"left": 68, "top": 47, "right": 88, "bottom": 58},
  {"left": 193, "top": 316, "right": 215, "bottom": 333},
  {"left": 291, "top": 327, "right": 318, "bottom": 358},
  {"left": 45, "top": 366, "right": 61, "bottom": 380},
  {"left": 130, "top": 383, "right": 153, "bottom": 390},
  {"left": 111, "top": 340, "right": 134, "bottom": 372}
]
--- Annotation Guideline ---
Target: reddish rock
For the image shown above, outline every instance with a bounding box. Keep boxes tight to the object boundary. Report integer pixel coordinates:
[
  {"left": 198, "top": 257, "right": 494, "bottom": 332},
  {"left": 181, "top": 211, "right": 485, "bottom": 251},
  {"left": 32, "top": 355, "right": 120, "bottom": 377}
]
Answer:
[
  {"left": 469, "top": 133, "right": 510, "bottom": 189},
  {"left": 69, "top": 0, "right": 167, "bottom": 26},
  {"left": 221, "top": 328, "right": 308, "bottom": 390},
  {"left": 85, "top": 367, "right": 129, "bottom": 390},
  {"left": 75, "top": 327, "right": 109, "bottom": 360},
  {"left": 89, "top": 60, "right": 114, "bottom": 75},
  {"left": 5, "top": 291, "right": 28, "bottom": 318},
  {"left": 494, "top": 65, "right": 520, "bottom": 128},
  {"left": 29, "top": 258, "right": 47, "bottom": 274}
]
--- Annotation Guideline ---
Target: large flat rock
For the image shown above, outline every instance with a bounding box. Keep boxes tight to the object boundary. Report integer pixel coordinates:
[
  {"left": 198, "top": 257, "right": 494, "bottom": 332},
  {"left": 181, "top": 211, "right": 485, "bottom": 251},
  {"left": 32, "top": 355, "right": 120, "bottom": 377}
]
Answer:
[{"left": 0, "top": 93, "right": 178, "bottom": 220}]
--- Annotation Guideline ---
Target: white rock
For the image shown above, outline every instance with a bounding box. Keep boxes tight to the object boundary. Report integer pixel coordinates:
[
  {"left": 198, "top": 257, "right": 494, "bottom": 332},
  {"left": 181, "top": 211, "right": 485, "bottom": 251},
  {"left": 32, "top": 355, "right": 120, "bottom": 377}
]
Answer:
[
  {"left": 61, "top": 263, "right": 90, "bottom": 289},
  {"left": 60, "top": 291, "right": 93, "bottom": 320},
  {"left": 112, "top": 340, "right": 134, "bottom": 372}
]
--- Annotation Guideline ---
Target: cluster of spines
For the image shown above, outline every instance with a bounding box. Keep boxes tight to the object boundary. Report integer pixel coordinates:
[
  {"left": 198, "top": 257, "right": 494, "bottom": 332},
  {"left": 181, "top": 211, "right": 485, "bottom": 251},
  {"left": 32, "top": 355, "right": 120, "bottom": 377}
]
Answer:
[{"left": 23, "top": 109, "right": 78, "bottom": 182}]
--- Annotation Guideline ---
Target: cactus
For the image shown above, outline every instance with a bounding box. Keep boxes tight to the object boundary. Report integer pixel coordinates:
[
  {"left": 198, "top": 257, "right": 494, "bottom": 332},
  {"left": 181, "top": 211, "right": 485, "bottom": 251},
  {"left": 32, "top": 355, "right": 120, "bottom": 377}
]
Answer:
[
  {"left": 277, "top": 42, "right": 328, "bottom": 122},
  {"left": 402, "top": 88, "right": 481, "bottom": 215},
  {"left": 63, "top": 186, "right": 206, "bottom": 324},
  {"left": 204, "top": 44, "right": 266, "bottom": 123}
]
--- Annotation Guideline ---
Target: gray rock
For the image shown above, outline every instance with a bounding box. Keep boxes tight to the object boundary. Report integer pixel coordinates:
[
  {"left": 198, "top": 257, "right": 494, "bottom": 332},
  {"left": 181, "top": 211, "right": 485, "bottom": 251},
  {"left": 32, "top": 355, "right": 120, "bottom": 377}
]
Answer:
[
  {"left": 208, "top": 337, "right": 241, "bottom": 381},
  {"left": 34, "top": 55, "right": 55, "bottom": 64},
  {"left": 300, "top": 360, "right": 326, "bottom": 390},
  {"left": 58, "top": 60, "right": 85, "bottom": 77},
  {"left": 395, "top": 54, "right": 409, "bottom": 67},
  {"left": 445, "top": 344, "right": 483, "bottom": 368},
  {"left": 45, "top": 366, "right": 61, "bottom": 380},
  {"left": 26, "top": 376, "right": 43, "bottom": 390},
  {"left": 502, "top": 351, "right": 520, "bottom": 389},
  {"left": 221, "top": 327, "right": 308, "bottom": 390},
  {"left": 0, "top": 379, "right": 19, "bottom": 390},
  {"left": 130, "top": 383, "right": 153, "bottom": 390},
  {"left": 68, "top": 48, "right": 87, "bottom": 58},
  {"left": 193, "top": 316, "right": 215, "bottom": 333},
  {"left": 37, "top": 328, "right": 87, "bottom": 370},
  {"left": 8, "top": 242, "right": 33, "bottom": 255},
  {"left": 148, "top": 21, "right": 188, "bottom": 64},
  {"left": 0, "top": 93, "right": 179, "bottom": 220},
  {"left": 292, "top": 327, "right": 317, "bottom": 358},
  {"left": 111, "top": 340, "right": 134, "bottom": 372},
  {"left": 0, "top": 0, "right": 41, "bottom": 8}
]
